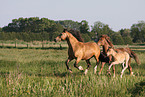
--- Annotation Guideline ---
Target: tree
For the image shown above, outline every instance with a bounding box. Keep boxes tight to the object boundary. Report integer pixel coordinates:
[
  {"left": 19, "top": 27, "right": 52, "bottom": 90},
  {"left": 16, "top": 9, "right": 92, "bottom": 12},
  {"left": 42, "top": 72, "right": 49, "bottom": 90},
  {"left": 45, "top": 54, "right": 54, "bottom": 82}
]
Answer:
[
  {"left": 0, "top": 27, "right": 2, "bottom": 32},
  {"left": 79, "top": 20, "right": 89, "bottom": 34},
  {"left": 130, "top": 21, "right": 145, "bottom": 43},
  {"left": 112, "top": 33, "right": 124, "bottom": 45},
  {"left": 119, "top": 29, "right": 133, "bottom": 44},
  {"left": 91, "top": 21, "right": 114, "bottom": 38},
  {"left": 55, "top": 20, "right": 81, "bottom": 30}
]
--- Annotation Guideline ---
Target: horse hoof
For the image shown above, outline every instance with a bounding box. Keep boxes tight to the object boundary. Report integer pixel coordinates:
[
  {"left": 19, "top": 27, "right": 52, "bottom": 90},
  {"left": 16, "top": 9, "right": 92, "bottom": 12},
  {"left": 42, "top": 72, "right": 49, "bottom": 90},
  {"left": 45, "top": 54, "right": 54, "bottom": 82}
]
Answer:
[
  {"left": 94, "top": 70, "right": 97, "bottom": 74},
  {"left": 78, "top": 66, "right": 83, "bottom": 71},
  {"left": 120, "top": 76, "right": 123, "bottom": 78},
  {"left": 107, "top": 70, "right": 111, "bottom": 75},
  {"left": 84, "top": 69, "right": 88, "bottom": 75},
  {"left": 69, "top": 69, "right": 72, "bottom": 73},
  {"left": 98, "top": 72, "right": 101, "bottom": 75},
  {"left": 131, "top": 72, "right": 135, "bottom": 76}
]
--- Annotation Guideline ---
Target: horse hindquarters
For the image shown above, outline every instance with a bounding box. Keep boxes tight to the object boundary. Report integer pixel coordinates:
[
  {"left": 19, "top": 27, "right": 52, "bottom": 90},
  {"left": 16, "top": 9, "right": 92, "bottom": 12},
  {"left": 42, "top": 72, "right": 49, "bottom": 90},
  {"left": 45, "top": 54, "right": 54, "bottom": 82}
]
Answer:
[{"left": 120, "top": 53, "right": 130, "bottom": 78}]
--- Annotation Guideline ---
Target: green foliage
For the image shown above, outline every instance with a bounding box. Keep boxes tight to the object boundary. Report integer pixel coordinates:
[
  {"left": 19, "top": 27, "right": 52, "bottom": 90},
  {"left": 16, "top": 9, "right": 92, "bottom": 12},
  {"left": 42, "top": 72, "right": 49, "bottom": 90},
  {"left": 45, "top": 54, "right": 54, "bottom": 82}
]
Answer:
[
  {"left": 2, "top": 17, "right": 62, "bottom": 33},
  {"left": 130, "top": 21, "right": 145, "bottom": 43},
  {"left": 131, "top": 81, "right": 145, "bottom": 97},
  {"left": 91, "top": 21, "right": 114, "bottom": 37},
  {"left": 81, "top": 33, "right": 91, "bottom": 42},
  {"left": 119, "top": 29, "right": 133, "bottom": 45},
  {"left": 123, "top": 36, "right": 133, "bottom": 45},
  {"left": 55, "top": 20, "right": 81, "bottom": 30},
  {"left": 111, "top": 33, "right": 125, "bottom": 45},
  {"left": 1, "top": 17, "right": 145, "bottom": 43},
  {"left": 79, "top": 20, "right": 89, "bottom": 34},
  {"left": 0, "top": 27, "right": 2, "bottom": 32}
]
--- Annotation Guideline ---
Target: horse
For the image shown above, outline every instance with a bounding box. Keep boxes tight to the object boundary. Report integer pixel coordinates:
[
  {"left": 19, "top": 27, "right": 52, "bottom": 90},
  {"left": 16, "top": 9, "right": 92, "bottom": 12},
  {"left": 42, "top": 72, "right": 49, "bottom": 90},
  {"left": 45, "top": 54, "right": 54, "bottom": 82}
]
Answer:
[
  {"left": 106, "top": 47, "right": 130, "bottom": 78},
  {"left": 54, "top": 29, "right": 100, "bottom": 75},
  {"left": 97, "top": 35, "right": 140, "bottom": 76}
]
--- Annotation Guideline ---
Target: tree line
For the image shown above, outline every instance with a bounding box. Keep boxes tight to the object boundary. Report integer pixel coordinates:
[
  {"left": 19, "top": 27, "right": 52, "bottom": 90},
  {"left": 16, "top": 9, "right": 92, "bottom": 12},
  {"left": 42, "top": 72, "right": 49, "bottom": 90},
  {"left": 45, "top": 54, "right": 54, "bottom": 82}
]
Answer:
[{"left": 0, "top": 17, "right": 145, "bottom": 44}]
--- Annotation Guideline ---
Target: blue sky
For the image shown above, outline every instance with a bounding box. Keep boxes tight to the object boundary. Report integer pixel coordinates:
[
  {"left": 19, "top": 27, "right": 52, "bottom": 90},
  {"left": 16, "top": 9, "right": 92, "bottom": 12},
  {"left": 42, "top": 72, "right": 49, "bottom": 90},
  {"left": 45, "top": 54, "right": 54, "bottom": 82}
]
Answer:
[{"left": 1, "top": 0, "right": 145, "bottom": 31}]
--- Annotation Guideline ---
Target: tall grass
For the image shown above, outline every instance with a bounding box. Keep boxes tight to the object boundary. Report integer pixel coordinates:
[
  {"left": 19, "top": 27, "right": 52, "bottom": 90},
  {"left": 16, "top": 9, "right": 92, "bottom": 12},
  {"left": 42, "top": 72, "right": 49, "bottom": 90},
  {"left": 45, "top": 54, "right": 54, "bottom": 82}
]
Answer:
[{"left": 0, "top": 48, "right": 145, "bottom": 96}]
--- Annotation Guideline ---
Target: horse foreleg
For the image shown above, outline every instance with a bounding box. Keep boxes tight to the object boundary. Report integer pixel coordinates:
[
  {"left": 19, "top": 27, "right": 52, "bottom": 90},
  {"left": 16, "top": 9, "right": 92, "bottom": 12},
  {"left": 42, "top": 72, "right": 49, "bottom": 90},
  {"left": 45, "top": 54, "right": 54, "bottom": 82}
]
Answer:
[
  {"left": 113, "top": 65, "right": 115, "bottom": 78},
  {"left": 84, "top": 59, "right": 91, "bottom": 75},
  {"left": 65, "top": 58, "right": 73, "bottom": 73},
  {"left": 108, "top": 62, "right": 117, "bottom": 77},
  {"left": 94, "top": 57, "right": 99, "bottom": 74},
  {"left": 98, "top": 62, "right": 105, "bottom": 75},
  {"left": 74, "top": 57, "right": 83, "bottom": 71}
]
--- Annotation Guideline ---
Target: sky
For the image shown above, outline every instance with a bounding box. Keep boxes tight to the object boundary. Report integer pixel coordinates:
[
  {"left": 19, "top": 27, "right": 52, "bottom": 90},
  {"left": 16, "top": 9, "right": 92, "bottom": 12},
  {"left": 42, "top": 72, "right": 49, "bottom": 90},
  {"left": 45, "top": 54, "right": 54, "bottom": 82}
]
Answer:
[{"left": 0, "top": 0, "right": 145, "bottom": 31}]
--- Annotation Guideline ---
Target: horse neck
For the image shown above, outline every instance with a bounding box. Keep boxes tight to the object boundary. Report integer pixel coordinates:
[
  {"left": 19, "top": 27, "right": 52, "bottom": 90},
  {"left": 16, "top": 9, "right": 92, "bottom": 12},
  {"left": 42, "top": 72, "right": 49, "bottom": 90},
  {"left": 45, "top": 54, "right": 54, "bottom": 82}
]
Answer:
[
  {"left": 103, "top": 44, "right": 109, "bottom": 54},
  {"left": 111, "top": 50, "right": 117, "bottom": 56},
  {"left": 66, "top": 32, "right": 79, "bottom": 49},
  {"left": 102, "top": 39, "right": 112, "bottom": 54}
]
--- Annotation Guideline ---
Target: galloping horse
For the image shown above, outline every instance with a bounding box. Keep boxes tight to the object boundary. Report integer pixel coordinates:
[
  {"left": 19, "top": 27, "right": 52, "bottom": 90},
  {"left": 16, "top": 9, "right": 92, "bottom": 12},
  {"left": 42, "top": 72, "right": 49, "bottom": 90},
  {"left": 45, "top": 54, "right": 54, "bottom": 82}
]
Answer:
[
  {"left": 107, "top": 47, "right": 130, "bottom": 78},
  {"left": 55, "top": 29, "right": 100, "bottom": 74},
  {"left": 97, "top": 35, "right": 140, "bottom": 76}
]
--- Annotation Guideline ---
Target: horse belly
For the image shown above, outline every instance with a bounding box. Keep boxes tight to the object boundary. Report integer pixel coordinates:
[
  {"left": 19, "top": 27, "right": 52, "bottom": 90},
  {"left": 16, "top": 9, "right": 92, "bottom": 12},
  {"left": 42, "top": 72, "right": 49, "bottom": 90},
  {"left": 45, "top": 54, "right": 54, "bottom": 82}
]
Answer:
[
  {"left": 116, "top": 54, "right": 126, "bottom": 63},
  {"left": 82, "top": 52, "right": 94, "bottom": 60}
]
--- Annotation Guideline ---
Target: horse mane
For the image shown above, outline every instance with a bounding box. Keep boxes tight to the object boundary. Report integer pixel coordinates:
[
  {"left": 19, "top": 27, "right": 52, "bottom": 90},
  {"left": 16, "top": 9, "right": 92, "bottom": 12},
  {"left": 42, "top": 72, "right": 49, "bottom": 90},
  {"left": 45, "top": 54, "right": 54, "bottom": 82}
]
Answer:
[
  {"left": 101, "top": 35, "right": 114, "bottom": 48},
  {"left": 68, "top": 29, "right": 84, "bottom": 42}
]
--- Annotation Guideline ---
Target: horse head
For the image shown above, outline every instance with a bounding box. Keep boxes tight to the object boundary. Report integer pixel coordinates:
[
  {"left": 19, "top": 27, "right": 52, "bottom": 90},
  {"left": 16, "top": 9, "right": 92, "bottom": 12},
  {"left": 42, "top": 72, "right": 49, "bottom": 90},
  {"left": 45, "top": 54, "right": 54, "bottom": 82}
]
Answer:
[
  {"left": 97, "top": 37, "right": 108, "bottom": 46},
  {"left": 97, "top": 35, "right": 114, "bottom": 48},
  {"left": 106, "top": 47, "right": 114, "bottom": 56},
  {"left": 54, "top": 29, "right": 69, "bottom": 42}
]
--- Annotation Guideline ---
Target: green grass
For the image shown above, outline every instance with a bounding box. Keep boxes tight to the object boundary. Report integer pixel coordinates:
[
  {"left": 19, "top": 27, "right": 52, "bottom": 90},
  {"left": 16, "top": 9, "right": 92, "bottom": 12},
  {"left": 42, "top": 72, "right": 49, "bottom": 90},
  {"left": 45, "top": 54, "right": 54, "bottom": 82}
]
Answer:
[{"left": 0, "top": 48, "right": 145, "bottom": 96}]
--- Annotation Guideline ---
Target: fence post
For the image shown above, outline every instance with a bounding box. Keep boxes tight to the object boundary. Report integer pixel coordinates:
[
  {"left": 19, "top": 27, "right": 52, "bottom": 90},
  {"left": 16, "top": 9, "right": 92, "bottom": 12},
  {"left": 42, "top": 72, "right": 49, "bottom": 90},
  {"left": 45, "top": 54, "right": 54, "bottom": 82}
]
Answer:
[
  {"left": 27, "top": 42, "right": 29, "bottom": 48},
  {"left": 15, "top": 40, "right": 17, "bottom": 48},
  {"left": 42, "top": 41, "right": 44, "bottom": 49}
]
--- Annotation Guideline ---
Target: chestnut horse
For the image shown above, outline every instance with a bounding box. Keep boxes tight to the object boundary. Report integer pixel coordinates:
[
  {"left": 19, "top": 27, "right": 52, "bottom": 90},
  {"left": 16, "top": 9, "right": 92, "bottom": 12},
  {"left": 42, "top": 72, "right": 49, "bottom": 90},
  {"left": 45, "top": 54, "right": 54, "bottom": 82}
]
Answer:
[
  {"left": 107, "top": 47, "right": 130, "bottom": 78},
  {"left": 97, "top": 35, "right": 140, "bottom": 76},
  {"left": 55, "top": 29, "right": 100, "bottom": 74}
]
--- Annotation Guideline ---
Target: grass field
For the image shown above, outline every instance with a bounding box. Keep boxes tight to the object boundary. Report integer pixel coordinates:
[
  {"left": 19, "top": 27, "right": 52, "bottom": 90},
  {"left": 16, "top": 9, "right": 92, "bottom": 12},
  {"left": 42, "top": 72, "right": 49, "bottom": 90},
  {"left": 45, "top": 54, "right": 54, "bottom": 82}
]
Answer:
[{"left": 0, "top": 47, "right": 145, "bottom": 96}]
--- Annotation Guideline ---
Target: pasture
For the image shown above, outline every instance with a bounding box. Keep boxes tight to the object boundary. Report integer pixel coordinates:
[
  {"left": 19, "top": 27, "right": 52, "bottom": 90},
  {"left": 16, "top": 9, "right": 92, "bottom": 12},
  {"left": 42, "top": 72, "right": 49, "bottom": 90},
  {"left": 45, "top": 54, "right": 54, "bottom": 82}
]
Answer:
[{"left": 0, "top": 44, "right": 145, "bottom": 96}]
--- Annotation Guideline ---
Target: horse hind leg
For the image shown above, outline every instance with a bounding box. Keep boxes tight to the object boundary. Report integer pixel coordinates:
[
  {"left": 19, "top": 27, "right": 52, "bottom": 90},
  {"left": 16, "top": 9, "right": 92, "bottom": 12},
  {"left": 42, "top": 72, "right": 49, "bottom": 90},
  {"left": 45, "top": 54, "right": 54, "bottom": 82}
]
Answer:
[
  {"left": 84, "top": 59, "right": 91, "bottom": 75},
  {"left": 128, "top": 58, "right": 134, "bottom": 76},
  {"left": 98, "top": 62, "right": 105, "bottom": 75},
  {"left": 122, "top": 62, "right": 125, "bottom": 68},
  {"left": 121, "top": 60, "right": 129, "bottom": 78}
]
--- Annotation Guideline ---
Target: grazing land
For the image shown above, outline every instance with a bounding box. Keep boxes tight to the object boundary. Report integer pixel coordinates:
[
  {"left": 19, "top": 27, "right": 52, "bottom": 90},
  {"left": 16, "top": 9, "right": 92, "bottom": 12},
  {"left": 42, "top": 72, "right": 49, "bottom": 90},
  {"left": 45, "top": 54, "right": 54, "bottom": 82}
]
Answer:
[{"left": 0, "top": 44, "right": 145, "bottom": 96}]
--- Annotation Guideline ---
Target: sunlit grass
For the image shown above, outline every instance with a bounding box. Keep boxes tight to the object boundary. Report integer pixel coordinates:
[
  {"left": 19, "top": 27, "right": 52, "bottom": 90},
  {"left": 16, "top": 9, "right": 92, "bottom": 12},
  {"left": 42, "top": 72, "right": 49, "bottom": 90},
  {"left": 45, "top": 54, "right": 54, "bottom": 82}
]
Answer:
[{"left": 0, "top": 48, "right": 145, "bottom": 96}]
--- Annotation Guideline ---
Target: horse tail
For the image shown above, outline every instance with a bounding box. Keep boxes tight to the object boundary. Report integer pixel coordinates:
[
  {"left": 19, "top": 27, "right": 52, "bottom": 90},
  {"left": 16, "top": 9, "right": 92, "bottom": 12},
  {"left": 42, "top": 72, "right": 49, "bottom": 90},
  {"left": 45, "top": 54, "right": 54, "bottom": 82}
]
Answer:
[{"left": 128, "top": 48, "right": 141, "bottom": 65}]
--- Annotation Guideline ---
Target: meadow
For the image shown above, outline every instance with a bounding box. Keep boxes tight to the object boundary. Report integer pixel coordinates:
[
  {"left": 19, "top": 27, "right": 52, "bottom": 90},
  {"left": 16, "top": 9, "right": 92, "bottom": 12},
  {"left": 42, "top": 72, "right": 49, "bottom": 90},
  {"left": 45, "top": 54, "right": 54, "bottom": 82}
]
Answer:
[{"left": 0, "top": 44, "right": 145, "bottom": 96}]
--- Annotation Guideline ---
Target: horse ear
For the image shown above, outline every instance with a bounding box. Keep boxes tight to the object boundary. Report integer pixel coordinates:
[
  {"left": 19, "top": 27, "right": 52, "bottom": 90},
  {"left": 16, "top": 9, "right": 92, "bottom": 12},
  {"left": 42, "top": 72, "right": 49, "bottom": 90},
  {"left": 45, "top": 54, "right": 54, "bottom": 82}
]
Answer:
[{"left": 63, "top": 28, "right": 67, "bottom": 32}]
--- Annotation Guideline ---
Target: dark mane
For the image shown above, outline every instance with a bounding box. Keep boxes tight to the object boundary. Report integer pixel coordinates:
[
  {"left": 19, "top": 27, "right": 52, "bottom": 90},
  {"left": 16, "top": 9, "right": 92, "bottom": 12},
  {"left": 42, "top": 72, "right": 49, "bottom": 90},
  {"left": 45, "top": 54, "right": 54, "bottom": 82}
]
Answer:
[
  {"left": 100, "top": 34, "right": 114, "bottom": 48},
  {"left": 69, "top": 29, "right": 84, "bottom": 42}
]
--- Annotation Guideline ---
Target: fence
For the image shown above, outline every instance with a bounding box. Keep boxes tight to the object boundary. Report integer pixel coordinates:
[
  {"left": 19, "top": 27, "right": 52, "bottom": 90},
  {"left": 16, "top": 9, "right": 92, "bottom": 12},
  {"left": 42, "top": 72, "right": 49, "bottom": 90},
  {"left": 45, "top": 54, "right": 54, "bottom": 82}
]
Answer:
[
  {"left": 0, "top": 40, "right": 68, "bottom": 49},
  {"left": 0, "top": 40, "right": 145, "bottom": 51}
]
